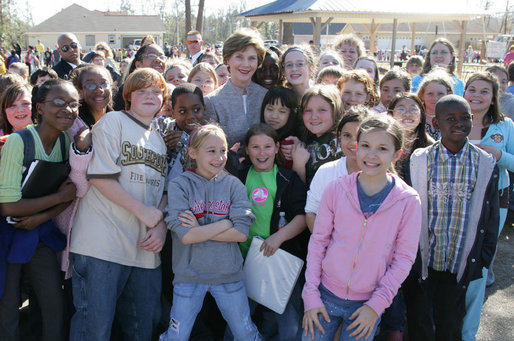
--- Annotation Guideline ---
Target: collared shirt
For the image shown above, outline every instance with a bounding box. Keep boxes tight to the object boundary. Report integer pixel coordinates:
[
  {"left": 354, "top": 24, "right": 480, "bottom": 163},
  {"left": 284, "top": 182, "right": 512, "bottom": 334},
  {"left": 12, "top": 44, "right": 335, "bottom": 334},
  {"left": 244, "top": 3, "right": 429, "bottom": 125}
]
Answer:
[
  {"left": 427, "top": 140, "right": 479, "bottom": 273},
  {"left": 190, "top": 50, "right": 203, "bottom": 65}
]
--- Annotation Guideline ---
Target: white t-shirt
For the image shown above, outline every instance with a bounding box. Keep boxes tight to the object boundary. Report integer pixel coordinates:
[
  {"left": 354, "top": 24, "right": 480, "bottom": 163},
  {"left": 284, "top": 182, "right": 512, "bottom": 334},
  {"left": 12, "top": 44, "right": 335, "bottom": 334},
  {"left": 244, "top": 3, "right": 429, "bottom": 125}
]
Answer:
[
  {"left": 70, "top": 111, "right": 167, "bottom": 269},
  {"left": 305, "top": 157, "right": 348, "bottom": 213}
]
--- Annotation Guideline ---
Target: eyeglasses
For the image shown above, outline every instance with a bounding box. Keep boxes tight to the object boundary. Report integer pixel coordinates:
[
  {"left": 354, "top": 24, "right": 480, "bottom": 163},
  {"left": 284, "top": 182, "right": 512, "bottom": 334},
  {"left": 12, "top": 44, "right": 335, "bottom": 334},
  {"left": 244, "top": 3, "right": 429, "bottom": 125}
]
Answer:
[
  {"left": 393, "top": 107, "right": 421, "bottom": 115},
  {"left": 187, "top": 40, "right": 200, "bottom": 45},
  {"left": 284, "top": 62, "right": 306, "bottom": 69},
  {"left": 143, "top": 54, "right": 166, "bottom": 62},
  {"left": 43, "top": 99, "right": 80, "bottom": 109},
  {"left": 431, "top": 50, "right": 450, "bottom": 56},
  {"left": 83, "top": 82, "right": 110, "bottom": 91},
  {"left": 60, "top": 42, "right": 78, "bottom": 52}
]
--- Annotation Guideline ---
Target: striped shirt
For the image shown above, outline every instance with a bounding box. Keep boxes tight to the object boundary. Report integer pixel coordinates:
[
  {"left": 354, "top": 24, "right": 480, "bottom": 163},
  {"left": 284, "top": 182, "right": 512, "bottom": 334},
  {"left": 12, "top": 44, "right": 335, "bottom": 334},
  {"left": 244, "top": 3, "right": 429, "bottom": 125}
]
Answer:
[{"left": 427, "top": 141, "right": 479, "bottom": 273}]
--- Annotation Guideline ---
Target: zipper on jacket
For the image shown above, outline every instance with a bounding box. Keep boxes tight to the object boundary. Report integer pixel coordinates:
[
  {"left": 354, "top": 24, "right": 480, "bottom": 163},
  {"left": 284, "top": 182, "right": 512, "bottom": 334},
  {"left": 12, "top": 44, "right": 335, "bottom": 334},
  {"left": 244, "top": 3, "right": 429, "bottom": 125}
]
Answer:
[{"left": 346, "top": 218, "right": 368, "bottom": 299}]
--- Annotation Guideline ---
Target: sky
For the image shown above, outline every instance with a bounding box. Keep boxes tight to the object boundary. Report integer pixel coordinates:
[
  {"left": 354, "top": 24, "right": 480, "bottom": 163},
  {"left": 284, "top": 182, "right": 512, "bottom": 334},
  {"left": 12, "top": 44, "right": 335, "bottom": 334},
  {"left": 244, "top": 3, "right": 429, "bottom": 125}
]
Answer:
[{"left": 18, "top": 0, "right": 511, "bottom": 26}]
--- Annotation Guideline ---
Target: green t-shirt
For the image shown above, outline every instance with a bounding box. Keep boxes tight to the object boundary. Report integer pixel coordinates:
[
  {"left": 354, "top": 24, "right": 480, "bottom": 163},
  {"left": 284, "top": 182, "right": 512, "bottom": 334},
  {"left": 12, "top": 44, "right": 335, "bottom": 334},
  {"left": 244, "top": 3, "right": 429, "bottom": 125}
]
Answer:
[
  {"left": 0, "top": 125, "right": 69, "bottom": 203},
  {"left": 239, "top": 164, "right": 278, "bottom": 258}
]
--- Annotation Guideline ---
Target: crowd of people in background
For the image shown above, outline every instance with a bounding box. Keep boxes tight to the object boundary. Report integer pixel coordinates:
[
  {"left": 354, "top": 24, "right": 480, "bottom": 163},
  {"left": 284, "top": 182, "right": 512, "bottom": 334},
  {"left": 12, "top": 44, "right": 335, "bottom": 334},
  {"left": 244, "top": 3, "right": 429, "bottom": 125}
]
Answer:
[{"left": 0, "top": 27, "right": 513, "bottom": 341}]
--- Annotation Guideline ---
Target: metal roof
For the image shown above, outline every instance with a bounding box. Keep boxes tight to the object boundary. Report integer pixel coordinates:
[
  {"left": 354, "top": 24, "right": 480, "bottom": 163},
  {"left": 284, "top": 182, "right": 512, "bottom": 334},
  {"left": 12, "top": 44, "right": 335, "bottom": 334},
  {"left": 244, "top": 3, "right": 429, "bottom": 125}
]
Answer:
[
  {"left": 238, "top": 0, "right": 487, "bottom": 24},
  {"left": 26, "top": 4, "right": 165, "bottom": 34}
]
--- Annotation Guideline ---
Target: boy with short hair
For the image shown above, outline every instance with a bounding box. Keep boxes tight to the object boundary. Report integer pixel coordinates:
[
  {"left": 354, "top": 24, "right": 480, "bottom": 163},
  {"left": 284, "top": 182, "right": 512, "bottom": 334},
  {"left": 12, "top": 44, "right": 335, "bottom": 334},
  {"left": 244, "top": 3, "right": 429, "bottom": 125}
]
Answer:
[{"left": 404, "top": 94, "right": 499, "bottom": 341}]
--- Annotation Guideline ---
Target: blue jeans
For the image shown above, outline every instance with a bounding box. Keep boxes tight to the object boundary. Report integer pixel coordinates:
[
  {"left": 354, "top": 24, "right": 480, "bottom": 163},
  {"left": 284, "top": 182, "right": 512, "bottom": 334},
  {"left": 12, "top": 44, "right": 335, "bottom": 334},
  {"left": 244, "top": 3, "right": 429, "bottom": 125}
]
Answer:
[
  {"left": 462, "top": 207, "right": 508, "bottom": 341},
  {"left": 70, "top": 254, "right": 162, "bottom": 341},
  {"left": 301, "top": 285, "right": 380, "bottom": 341},
  {"left": 159, "top": 281, "right": 261, "bottom": 341},
  {"left": 225, "top": 277, "right": 304, "bottom": 340}
]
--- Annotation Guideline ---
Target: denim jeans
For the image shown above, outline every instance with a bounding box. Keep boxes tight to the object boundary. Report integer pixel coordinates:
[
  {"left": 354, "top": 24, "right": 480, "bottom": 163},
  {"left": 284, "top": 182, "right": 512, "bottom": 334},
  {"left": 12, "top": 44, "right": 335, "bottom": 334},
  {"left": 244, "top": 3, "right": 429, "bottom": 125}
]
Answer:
[
  {"left": 224, "top": 277, "right": 304, "bottom": 341},
  {"left": 70, "top": 254, "right": 162, "bottom": 341},
  {"left": 159, "top": 281, "right": 261, "bottom": 341},
  {"left": 301, "top": 285, "right": 380, "bottom": 341}
]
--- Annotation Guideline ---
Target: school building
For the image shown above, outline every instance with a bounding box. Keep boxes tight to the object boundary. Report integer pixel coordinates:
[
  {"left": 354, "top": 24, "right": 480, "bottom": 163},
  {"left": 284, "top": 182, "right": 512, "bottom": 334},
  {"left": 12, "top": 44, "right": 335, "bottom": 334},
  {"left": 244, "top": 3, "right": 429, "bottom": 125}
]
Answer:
[{"left": 23, "top": 4, "right": 165, "bottom": 52}]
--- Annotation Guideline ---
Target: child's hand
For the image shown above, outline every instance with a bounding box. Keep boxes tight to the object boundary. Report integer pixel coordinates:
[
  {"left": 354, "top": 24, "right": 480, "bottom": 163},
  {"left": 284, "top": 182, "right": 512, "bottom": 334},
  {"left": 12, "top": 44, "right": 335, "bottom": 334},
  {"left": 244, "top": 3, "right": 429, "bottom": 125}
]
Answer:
[
  {"left": 12, "top": 213, "right": 46, "bottom": 231},
  {"left": 178, "top": 210, "right": 200, "bottom": 228},
  {"left": 280, "top": 136, "right": 299, "bottom": 160},
  {"left": 292, "top": 143, "right": 310, "bottom": 166},
  {"left": 303, "top": 306, "right": 330, "bottom": 340},
  {"left": 74, "top": 127, "right": 92, "bottom": 152},
  {"left": 230, "top": 142, "right": 240, "bottom": 153},
  {"left": 260, "top": 233, "right": 284, "bottom": 257},
  {"left": 164, "top": 130, "right": 182, "bottom": 150},
  {"left": 346, "top": 304, "right": 379, "bottom": 340},
  {"left": 57, "top": 178, "right": 77, "bottom": 203},
  {"left": 140, "top": 220, "right": 166, "bottom": 253},
  {"left": 137, "top": 206, "right": 163, "bottom": 228},
  {"left": 476, "top": 144, "right": 502, "bottom": 161}
]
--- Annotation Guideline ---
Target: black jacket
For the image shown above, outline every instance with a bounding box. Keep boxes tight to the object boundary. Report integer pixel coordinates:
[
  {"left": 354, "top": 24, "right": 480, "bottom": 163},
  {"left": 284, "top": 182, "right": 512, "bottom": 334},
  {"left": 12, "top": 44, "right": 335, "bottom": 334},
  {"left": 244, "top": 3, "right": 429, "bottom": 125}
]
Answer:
[{"left": 238, "top": 165, "right": 309, "bottom": 260}]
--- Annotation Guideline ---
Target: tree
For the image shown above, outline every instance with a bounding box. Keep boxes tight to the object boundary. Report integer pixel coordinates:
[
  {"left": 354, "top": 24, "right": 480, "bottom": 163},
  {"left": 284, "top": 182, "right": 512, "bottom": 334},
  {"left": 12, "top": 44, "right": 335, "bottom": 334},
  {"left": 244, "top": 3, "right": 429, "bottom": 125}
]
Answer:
[
  {"left": 185, "top": 0, "right": 192, "bottom": 34},
  {"left": 0, "top": 0, "right": 30, "bottom": 47},
  {"left": 196, "top": 0, "right": 205, "bottom": 32}
]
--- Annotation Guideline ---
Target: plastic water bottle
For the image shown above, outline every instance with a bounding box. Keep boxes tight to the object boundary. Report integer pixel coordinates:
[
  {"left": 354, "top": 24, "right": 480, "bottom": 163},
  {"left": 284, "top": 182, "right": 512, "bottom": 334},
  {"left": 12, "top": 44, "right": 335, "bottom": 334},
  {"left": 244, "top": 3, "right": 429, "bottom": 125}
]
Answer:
[{"left": 278, "top": 212, "right": 287, "bottom": 230}]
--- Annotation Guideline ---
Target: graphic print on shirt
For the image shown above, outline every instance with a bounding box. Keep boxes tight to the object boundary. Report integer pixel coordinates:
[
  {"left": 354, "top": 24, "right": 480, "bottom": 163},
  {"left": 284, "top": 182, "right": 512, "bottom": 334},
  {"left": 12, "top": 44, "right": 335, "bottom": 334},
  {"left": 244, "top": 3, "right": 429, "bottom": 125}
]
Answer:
[
  {"left": 251, "top": 187, "right": 269, "bottom": 206},
  {"left": 190, "top": 199, "right": 231, "bottom": 220},
  {"left": 121, "top": 140, "right": 168, "bottom": 177},
  {"left": 490, "top": 133, "right": 503, "bottom": 143}
]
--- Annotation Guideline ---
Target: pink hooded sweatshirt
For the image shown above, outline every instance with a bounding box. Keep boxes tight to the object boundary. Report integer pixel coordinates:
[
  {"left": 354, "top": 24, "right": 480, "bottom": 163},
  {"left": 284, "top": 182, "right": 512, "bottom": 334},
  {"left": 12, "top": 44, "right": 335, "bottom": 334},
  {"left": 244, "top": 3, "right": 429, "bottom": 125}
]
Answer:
[{"left": 302, "top": 172, "right": 421, "bottom": 316}]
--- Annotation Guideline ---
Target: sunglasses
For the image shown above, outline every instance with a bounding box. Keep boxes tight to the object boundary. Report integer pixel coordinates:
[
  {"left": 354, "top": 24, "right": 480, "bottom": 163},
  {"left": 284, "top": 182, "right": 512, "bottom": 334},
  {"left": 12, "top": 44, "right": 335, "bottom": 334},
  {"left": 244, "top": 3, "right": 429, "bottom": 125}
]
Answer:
[
  {"left": 43, "top": 98, "right": 80, "bottom": 109},
  {"left": 60, "top": 42, "right": 78, "bottom": 52},
  {"left": 83, "top": 82, "right": 110, "bottom": 91},
  {"left": 187, "top": 40, "right": 200, "bottom": 45},
  {"left": 143, "top": 54, "right": 167, "bottom": 62}
]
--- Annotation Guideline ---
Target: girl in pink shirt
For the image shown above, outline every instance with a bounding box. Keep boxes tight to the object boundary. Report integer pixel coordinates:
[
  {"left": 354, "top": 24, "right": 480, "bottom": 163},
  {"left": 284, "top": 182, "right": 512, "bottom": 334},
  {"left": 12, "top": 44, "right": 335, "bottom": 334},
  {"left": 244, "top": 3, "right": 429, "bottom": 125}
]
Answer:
[{"left": 301, "top": 115, "right": 422, "bottom": 341}]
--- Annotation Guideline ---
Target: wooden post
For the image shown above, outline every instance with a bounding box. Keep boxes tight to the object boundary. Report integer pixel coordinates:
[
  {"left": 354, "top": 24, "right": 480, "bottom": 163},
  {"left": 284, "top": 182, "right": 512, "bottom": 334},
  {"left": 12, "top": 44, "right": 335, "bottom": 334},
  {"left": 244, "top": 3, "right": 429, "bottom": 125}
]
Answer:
[
  {"left": 454, "top": 20, "right": 467, "bottom": 78},
  {"left": 364, "top": 19, "right": 381, "bottom": 55},
  {"left": 411, "top": 22, "right": 416, "bottom": 55},
  {"left": 390, "top": 18, "right": 398, "bottom": 69},
  {"left": 279, "top": 19, "right": 283, "bottom": 45},
  {"left": 315, "top": 17, "right": 321, "bottom": 49}
]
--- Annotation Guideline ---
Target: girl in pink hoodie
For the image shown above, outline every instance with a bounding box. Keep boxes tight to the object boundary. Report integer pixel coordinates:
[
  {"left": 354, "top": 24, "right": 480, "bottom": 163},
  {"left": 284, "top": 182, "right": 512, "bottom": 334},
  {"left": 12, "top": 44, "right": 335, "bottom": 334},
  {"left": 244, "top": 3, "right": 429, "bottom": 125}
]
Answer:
[{"left": 302, "top": 115, "right": 422, "bottom": 341}]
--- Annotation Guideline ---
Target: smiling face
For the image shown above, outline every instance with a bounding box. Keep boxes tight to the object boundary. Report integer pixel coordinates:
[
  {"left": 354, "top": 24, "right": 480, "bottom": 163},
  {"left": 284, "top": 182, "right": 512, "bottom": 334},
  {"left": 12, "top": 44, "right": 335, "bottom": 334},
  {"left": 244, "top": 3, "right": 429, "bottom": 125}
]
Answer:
[
  {"left": 165, "top": 66, "right": 189, "bottom": 86},
  {"left": 433, "top": 103, "right": 472, "bottom": 154},
  {"left": 357, "top": 129, "right": 402, "bottom": 179},
  {"left": 189, "top": 135, "right": 227, "bottom": 180},
  {"left": 339, "top": 43, "right": 359, "bottom": 69},
  {"left": 341, "top": 79, "right": 369, "bottom": 110},
  {"left": 79, "top": 68, "right": 112, "bottom": 114},
  {"left": 190, "top": 70, "right": 215, "bottom": 96},
  {"left": 226, "top": 45, "right": 258, "bottom": 88},
  {"left": 136, "top": 45, "right": 166, "bottom": 74},
  {"left": 391, "top": 98, "right": 422, "bottom": 133},
  {"left": 129, "top": 85, "right": 164, "bottom": 123},
  {"left": 302, "top": 95, "right": 334, "bottom": 137},
  {"left": 37, "top": 84, "right": 79, "bottom": 132},
  {"left": 421, "top": 81, "right": 449, "bottom": 115},
  {"left": 5, "top": 92, "right": 32, "bottom": 131},
  {"left": 429, "top": 43, "right": 453, "bottom": 70},
  {"left": 339, "top": 121, "right": 360, "bottom": 162},
  {"left": 464, "top": 80, "right": 493, "bottom": 115},
  {"left": 171, "top": 93, "right": 205, "bottom": 134},
  {"left": 246, "top": 134, "right": 279, "bottom": 172},
  {"left": 263, "top": 99, "right": 290, "bottom": 130},
  {"left": 380, "top": 78, "right": 406, "bottom": 108},
  {"left": 283, "top": 51, "right": 312, "bottom": 88},
  {"left": 254, "top": 53, "right": 280, "bottom": 89}
]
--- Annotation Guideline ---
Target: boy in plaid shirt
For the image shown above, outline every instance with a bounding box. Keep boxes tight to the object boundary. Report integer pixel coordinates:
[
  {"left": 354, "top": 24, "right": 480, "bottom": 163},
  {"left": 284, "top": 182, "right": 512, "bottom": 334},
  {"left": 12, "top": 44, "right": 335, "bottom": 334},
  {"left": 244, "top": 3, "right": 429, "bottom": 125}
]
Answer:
[{"left": 404, "top": 95, "right": 499, "bottom": 341}]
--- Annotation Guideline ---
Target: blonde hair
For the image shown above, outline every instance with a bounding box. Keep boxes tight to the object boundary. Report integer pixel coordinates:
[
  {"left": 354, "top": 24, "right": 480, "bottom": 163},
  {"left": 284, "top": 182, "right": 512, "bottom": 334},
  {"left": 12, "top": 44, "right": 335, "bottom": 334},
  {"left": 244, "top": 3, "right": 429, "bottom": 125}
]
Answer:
[
  {"left": 334, "top": 34, "right": 366, "bottom": 58},
  {"left": 187, "top": 124, "right": 228, "bottom": 169},
  {"left": 337, "top": 69, "right": 379, "bottom": 107},
  {"left": 187, "top": 62, "right": 218, "bottom": 88},
  {"left": 123, "top": 68, "right": 168, "bottom": 111},
  {"left": 95, "top": 42, "right": 113, "bottom": 58},
  {"left": 223, "top": 28, "right": 266, "bottom": 67},
  {"left": 416, "top": 68, "right": 454, "bottom": 104}
]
